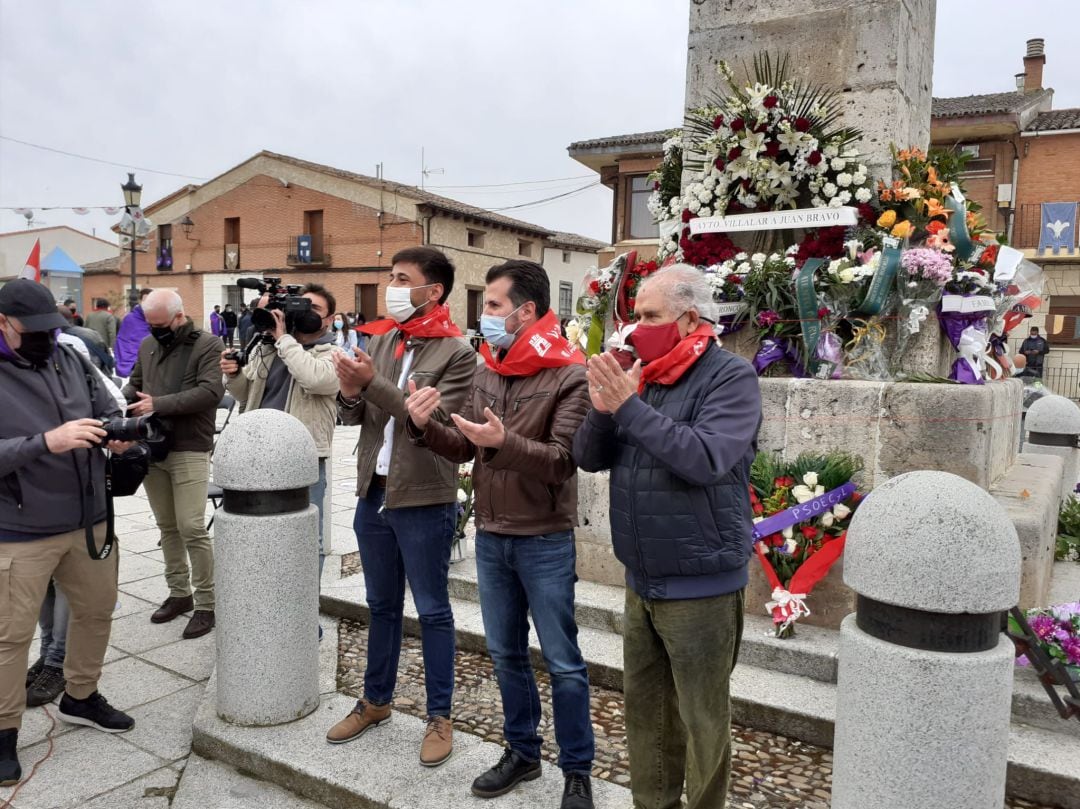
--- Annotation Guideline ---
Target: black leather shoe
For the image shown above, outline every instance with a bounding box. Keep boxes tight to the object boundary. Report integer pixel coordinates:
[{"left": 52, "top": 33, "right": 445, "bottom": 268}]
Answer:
[
  {"left": 25, "top": 656, "right": 44, "bottom": 688},
  {"left": 182, "top": 610, "right": 215, "bottom": 639},
  {"left": 151, "top": 595, "right": 194, "bottom": 624},
  {"left": 0, "top": 728, "right": 20, "bottom": 786},
  {"left": 471, "top": 747, "right": 542, "bottom": 798},
  {"left": 26, "top": 665, "right": 65, "bottom": 707},
  {"left": 561, "top": 773, "right": 594, "bottom": 809},
  {"left": 58, "top": 691, "right": 134, "bottom": 733}
]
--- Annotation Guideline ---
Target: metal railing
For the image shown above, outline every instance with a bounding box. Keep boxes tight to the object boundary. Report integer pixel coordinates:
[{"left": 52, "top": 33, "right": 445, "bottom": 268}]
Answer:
[{"left": 286, "top": 235, "right": 330, "bottom": 266}]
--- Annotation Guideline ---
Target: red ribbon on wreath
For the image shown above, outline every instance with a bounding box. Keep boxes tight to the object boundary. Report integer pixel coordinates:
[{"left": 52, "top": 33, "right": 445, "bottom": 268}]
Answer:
[{"left": 754, "top": 531, "right": 847, "bottom": 633}]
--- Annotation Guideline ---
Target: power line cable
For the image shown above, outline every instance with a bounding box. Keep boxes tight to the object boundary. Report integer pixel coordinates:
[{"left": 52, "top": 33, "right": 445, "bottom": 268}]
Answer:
[
  {"left": 486, "top": 181, "right": 601, "bottom": 211},
  {"left": 0, "top": 134, "right": 209, "bottom": 180},
  {"left": 426, "top": 174, "right": 594, "bottom": 189}
]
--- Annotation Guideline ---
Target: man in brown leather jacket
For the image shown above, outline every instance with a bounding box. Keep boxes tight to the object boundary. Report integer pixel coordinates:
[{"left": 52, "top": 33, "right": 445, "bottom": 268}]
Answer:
[
  {"left": 325, "top": 247, "right": 475, "bottom": 768},
  {"left": 405, "top": 260, "right": 594, "bottom": 809}
]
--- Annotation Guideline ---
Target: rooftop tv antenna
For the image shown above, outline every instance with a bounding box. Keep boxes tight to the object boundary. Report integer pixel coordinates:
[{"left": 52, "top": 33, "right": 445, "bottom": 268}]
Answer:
[{"left": 420, "top": 147, "right": 443, "bottom": 189}]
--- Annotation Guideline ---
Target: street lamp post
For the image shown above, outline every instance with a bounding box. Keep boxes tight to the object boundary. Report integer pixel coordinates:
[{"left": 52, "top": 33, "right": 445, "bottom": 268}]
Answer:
[{"left": 121, "top": 172, "right": 143, "bottom": 312}]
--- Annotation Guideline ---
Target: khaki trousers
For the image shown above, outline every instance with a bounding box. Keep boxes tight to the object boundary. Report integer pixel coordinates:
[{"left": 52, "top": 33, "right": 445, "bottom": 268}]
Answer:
[
  {"left": 143, "top": 451, "right": 214, "bottom": 610},
  {"left": 0, "top": 524, "right": 117, "bottom": 730},
  {"left": 623, "top": 587, "right": 744, "bottom": 809}
]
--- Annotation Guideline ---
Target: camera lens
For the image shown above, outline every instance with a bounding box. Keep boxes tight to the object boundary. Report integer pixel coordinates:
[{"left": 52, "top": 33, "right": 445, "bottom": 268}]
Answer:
[{"left": 250, "top": 307, "right": 276, "bottom": 332}]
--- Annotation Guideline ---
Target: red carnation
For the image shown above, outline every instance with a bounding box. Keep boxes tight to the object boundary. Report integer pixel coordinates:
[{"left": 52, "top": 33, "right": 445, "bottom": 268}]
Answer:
[
  {"left": 807, "top": 151, "right": 823, "bottom": 166},
  {"left": 679, "top": 237, "right": 691, "bottom": 250},
  {"left": 730, "top": 118, "right": 746, "bottom": 132},
  {"left": 800, "top": 525, "right": 818, "bottom": 540},
  {"left": 753, "top": 503, "right": 764, "bottom": 516},
  {"left": 728, "top": 146, "right": 742, "bottom": 161},
  {"left": 795, "top": 117, "right": 811, "bottom": 132},
  {"left": 682, "top": 227, "right": 691, "bottom": 239},
  {"left": 713, "top": 114, "right": 725, "bottom": 129},
  {"left": 627, "top": 296, "right": 636, "bottom": 308},
  {"left": 769, "top": 534, "right": 785, "bottom": 547},
  {"left": 653, "top": 181, "right": 660, "bottom": 191},
  {"left": 755, "top": 122, "right": 769, "bottom": 134},
  {"left": 764, "top": 140, "right": 781, "bottom": 158},
  {"left": 714, "top": 157, "right": 726, "bottom": 170},
  {"left": 681, "top": 209, "right": 692, "bottom": 224},
  {"left": 764, "top": 95, "right": 779, "bottom": 109},
  {"left": 588, "top": 280, "right": 599, "bottom": 294},
  {"left": 857, "top": 203, "right": 876, "bottom": 224},
  {"left": 729, "top": 275, "right": 743, "bottom": 284},
  {"left": 817, "top": 307, "right": 830, "bottom": 318}
]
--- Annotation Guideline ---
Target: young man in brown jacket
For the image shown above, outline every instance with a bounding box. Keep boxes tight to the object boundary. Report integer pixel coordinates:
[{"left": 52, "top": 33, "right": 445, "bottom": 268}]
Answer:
[
  {"left": 326, "top": 247, "right": 475, "bottom": 768},
  {"left": 123, "top": 290, "right": 224, "bottom": 641},
  {"left": 405, "top": 261, "right": 595, "bottom": 809}
]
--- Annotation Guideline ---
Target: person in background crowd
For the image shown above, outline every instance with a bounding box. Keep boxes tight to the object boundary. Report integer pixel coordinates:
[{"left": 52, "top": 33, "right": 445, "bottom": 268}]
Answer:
[
  {"left": 58, "top": 306, "right": 115, "bottom": 376},
  {"left": 332, "top": 312, "right": 359, "bottom": 351},
  {"left": 124, "top": 290, "right": 224, "bottom": 641},
  {"left": 221, "top": 283, "right": 340, "bottom": 581},
  {"left": 62, "top": 298, "right": 83, "bottom": 327},
  {"left": 209, "top": 305, "right": 226, "bottom": 342},
  {"left": 115, "top": 287, "right": 153, "bottom": 378},
  {"left": 1020, "top": 326, "right": 1050, "bottom": 378},
  {"left": 84, "top": 299, "right": 117, "bottom": 351},
  {"left": 325, "top": 247, "right": 475, "bottom": 768},
  {"left": 574, "top": 265, "right": 762, "bottom": 809},
  {"left": 239, "top": 298, "right": 259, "bottom": 345},
  {"left": 0, "top": 279, "right": 137, "bottom": 787},
  {"left": 222, "top": 304, "right": 238, "bottom": 348},
  {"left": 406, "top": 260, "right": 595, "bottom": 809},
  {"left": 353, "top": 313, "right": 368, "bottom": 352}
]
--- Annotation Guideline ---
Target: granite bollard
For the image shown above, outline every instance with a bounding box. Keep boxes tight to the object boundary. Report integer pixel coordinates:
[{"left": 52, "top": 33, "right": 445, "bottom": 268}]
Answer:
[
  {"left": 212, "top": 408, "right": 321, "bottom": 726},
  {"left": 1022, "top": 393, "right": 1080, "bottom": 504},
  {"left": 832, "top": 471, "right": 1021, "bottom": 809}
]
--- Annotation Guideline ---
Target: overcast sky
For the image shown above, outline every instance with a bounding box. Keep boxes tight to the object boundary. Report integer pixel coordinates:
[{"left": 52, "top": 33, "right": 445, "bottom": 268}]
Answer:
[{"left": 1, "top": 0, "right": 1077, "bottom": 247}]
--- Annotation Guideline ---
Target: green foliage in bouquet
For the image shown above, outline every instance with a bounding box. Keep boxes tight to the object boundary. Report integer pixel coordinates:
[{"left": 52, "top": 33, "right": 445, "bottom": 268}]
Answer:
[
  {"left": 1057, "top": 496, "right": 1080, "bottom": 564},
  {"left": 750, "top": 450, "right": 864, "bottom": 499}
]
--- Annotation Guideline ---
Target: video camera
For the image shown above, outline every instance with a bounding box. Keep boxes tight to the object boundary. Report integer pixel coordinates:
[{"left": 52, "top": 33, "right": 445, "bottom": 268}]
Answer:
[{"left": 235, "top": 277, "right": 322, "bottom": 335}]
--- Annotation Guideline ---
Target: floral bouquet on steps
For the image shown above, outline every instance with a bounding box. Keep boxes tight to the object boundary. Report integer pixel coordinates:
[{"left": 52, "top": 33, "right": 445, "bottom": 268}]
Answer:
[{"left": 749, "top": 451, "right": 865, "bottom": 637}]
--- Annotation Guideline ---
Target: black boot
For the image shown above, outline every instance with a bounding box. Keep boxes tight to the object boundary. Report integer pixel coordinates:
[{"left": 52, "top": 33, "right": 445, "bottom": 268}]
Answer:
[
  {"left": 561, "top": 773, "right": 594, "bottom": 809},
  {"left": 471, "top": 747, "right": 542, "bottom": 798},
  {"left": 0, "top": 728, "right": 21, "bottom": 787}
]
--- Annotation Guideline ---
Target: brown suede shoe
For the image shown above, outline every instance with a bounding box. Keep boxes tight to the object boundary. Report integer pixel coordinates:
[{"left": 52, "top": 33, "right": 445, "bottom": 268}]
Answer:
[
  {"left": 326, "top": 700, "right": 392, "bottom": 744},
  {"left": 420, "top": 716, "right": 453, "bottom": 767},
  {"left": 151, "top": 595, "right": 194, "bottom": 624},
  {"left": 182, "top": 610, "right": 215, "bottom": 639}
]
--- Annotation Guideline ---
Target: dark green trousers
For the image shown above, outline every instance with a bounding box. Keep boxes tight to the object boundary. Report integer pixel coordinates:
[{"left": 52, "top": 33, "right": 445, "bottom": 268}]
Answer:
[{"left": 623, "top": 587, "right": 744, "bottom": 809}]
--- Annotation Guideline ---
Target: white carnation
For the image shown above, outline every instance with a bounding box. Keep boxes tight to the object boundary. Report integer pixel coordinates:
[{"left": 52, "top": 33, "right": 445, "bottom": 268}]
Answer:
[
  {"left": 698, "top": 188, "right": 712, "bottom": 203},
  {"left": 703, "top": 176, "right": 717, "bottom": 190},
  {"left": 822, "top": 183, "right": 838, "bottom": 198},
  {"left": 838, "top": 190, "right": 852, "bottom": 204},
  {"left": 698, "top": 206, "right": 711, "bottom": 216},
  {"left": 831, "top": 157, "right": 847, "bottom": 171},
  {"left": 811, "top": 196, "right": 824, "bottom": 207},
  {"left": 737, "top": 261, "right": 752, "bottom": 273},
  {"left": 855, "top": 187, "right": 872, "bottom": 203},
  {"left": 735, "top": 252, "right": 748, "bottom": 261},
  {"left": 828, "top": 197, "right": 844, "bottom": 208},
  {"left": 751, "top": 253, "right": 766, "bottom": 264},
  {"left": 823, "top": 145, "right": 839, "bottom": 159},
  {"left": 836, "top": 172, "right": 853, "bottom": 188},
  {"left": 687, "top": 198, "right": 701, "bottom": 213}
]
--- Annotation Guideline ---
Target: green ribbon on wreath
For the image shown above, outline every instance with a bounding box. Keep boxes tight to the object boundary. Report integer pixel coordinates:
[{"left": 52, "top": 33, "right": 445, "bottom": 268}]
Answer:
[
  {"left": 946, "top": 195, "right": 974, "bottom": 261},
  {"left": 795, "top": 258, "right": 825, "bottom": 376},
  {"left": 854, "top": 237, "right": 903, "bottom": 317}
]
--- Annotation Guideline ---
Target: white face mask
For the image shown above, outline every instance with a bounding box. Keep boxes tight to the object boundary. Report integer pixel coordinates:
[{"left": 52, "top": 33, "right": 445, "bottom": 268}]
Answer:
[{"left": 385, "top": 284, "right": 433, "bottom": 323}]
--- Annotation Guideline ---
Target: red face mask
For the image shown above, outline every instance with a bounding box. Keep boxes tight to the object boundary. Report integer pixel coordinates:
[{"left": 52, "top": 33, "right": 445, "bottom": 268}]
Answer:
[{"left": 628, "top": 318, "right": 684, "bottom": 363}]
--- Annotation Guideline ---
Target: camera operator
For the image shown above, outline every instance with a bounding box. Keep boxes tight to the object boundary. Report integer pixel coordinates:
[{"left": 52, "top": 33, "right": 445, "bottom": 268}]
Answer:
[
  {"left": 0, "top": 279, "right": 137, "bottom": 787},
  {"left": 123, "top": 290, "right": 224, "bottom": 641},
  {"left": 219, "top": 282, "right": 340, "bottom": 578}
]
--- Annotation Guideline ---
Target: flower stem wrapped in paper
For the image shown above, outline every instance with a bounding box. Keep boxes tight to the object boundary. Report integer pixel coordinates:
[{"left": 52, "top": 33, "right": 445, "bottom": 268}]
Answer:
[
  {"left": 749, "top": 451, "right": 864, "bottom": 637},
  {"left": 574, "top": 253, "right": 631, "bottom": 356}
]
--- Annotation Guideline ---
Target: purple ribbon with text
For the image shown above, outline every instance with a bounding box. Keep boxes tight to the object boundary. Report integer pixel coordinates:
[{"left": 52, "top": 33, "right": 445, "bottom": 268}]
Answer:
[{"left": 751, "top": 482, "right": 857, "bottom": 541}]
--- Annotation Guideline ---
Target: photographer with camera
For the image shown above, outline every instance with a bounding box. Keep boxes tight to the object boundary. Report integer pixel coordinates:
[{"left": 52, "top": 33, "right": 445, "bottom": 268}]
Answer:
[
  {"left": 219, "top": 280, "right": 340, "bottom": 577},
  {"left": 0, "top": 279, "right": 138, "bottom": 786},
  {"left": 123, "top": 290, "right": 225, "bottom": 641}
]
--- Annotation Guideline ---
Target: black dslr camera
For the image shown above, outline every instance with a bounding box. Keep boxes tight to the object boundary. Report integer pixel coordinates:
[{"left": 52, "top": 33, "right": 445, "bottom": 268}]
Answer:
[{"left": 98, "top": 414, "right": 162, "bottom": 443}]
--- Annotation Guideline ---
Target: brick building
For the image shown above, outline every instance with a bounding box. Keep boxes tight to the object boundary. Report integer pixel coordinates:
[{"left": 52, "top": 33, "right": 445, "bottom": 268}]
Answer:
[
  {"left": 82, "top": 151, "right": 605, "bottom": 331},
  {"left": 568, "top": 36, "right": 1080, "bottom": 387}
]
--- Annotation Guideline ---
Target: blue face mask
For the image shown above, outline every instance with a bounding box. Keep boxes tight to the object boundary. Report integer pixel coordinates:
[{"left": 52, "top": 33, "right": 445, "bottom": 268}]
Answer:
[{"left": 480, "top": 304, "right": 524, "bottom": 350}]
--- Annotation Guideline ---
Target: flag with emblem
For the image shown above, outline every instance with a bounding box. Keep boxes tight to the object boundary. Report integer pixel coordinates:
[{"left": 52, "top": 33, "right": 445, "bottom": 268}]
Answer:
[
  {"left": 1039, "top": 202, "right": 1077, "bottom": 255},
  {"left": 18, "top": 239, "right": 41, "bottom": 282}
]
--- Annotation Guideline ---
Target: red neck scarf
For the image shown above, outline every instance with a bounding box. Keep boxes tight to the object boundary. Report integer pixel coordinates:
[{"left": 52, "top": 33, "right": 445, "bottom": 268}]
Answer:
[
  {"left": 358, "top": 303, "right": 462, "bottom": 357},
  {"left": 638, "top": 323, "right": 714, "bottom": 392},
  {"left": 480, "top": 310, "right": 585, "bottom": 377}
]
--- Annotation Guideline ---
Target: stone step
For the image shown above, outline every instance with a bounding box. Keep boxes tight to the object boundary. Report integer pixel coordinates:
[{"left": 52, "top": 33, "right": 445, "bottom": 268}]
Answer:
[
  {"left": 193, "top": 676, "right": 631, "bottom": 809},
  {"left": 320, "top": 576, "right": 1080, "bottom": 807}
]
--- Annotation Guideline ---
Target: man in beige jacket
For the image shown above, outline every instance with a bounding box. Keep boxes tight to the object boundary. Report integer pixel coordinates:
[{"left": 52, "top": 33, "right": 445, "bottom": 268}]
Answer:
[{"left": 220, "top": 282, "right": 340, "bottom": 576}]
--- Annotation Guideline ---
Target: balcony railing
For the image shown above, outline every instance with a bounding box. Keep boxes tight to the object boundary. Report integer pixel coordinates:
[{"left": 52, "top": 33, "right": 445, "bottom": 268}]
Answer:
[
  {"left": 1015, "top": 203, "right": 1079, "bottom": 251},
  {"left": 286, "top": 235, "right": 330, "bottom": 267}
]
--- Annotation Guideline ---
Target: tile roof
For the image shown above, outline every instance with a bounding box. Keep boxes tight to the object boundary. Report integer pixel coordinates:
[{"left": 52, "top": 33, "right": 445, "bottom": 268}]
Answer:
[
  {"left": 260, "top": 152, "right": 554, "bottom": 237},
  {"left": 1026, "top": 107, "right": 1080, "bottom": 132},
  {"left": 547, "top": 231, "right": 608, "bottom": 252},
  {"left": 81, "top": 255, "right": 122, "bottom": 274},
  {"left": 568, "top": 129, "right": 674, "bottom": 152},
  {"left": 931, "top": 90, "right": 1051, "bottom": 118}
]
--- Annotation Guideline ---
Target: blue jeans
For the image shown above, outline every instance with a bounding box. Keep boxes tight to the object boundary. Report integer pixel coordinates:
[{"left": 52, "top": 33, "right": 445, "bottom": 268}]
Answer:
[
  {"left": 354, "top": 485, "right": 455, "bottom": 717},
  {"left": 475, "top": 530, "right": 594, "bottom": 775},
  {"left": 38, "top": 579, "right": 69, "bottom": 669},
  {"left": 312, "top": 458, "right": 327, "bottom": 579}
]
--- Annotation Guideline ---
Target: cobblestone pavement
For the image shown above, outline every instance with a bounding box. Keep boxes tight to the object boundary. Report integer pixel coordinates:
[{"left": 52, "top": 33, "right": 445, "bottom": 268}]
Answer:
[{"left": 337, "top": 616, "right": 1056, "bottom": 809}]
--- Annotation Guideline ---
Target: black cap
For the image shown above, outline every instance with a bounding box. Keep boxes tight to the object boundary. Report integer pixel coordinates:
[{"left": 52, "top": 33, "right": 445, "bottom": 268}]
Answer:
[{"left": 0, "top": 279, "right": 69, "bottom": 331}]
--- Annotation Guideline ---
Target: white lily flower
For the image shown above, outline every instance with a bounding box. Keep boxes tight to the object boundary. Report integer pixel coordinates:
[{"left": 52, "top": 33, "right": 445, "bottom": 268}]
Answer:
[{"left": 803, "top": 472, "right": 819, "bottom": 486}]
